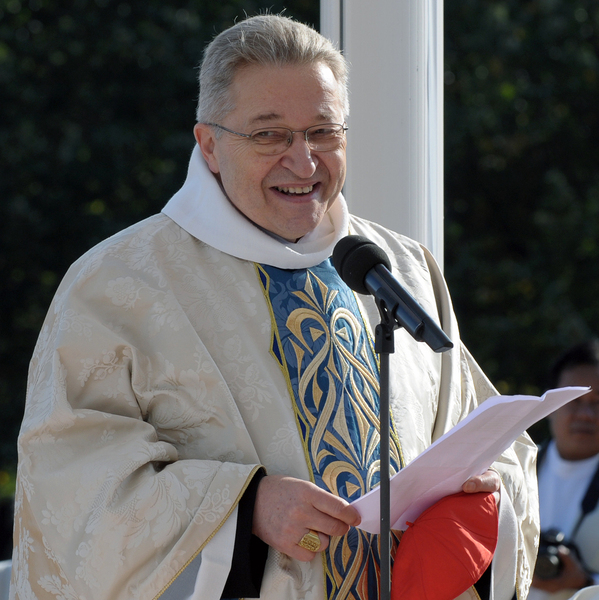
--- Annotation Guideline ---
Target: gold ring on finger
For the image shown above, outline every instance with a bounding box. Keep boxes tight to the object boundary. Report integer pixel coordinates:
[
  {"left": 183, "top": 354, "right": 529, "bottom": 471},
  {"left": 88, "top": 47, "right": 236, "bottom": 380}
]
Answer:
[{"left": 298, "top": 529, "right": 321, "bottom": 552}]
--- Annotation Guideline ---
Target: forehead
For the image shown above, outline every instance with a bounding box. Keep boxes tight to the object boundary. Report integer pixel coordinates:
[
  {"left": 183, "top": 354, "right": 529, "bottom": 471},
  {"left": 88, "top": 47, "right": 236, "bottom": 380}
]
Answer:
[
  {"left": 557, "top": 364, "right": 599, "bottom": 389},
  {"left": 226, "top": 62, "right": 345, "bottom": 128}
]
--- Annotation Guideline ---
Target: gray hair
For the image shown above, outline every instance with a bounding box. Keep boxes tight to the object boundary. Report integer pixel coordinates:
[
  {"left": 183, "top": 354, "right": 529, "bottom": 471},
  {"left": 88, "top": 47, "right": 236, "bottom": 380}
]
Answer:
[{"left": 196, "top": 14, "right": 349, "bottom": 124}]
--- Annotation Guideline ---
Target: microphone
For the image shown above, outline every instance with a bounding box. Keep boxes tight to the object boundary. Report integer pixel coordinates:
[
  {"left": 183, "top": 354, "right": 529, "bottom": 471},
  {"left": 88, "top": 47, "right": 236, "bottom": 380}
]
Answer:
[{"left": 332, "top": 235, "right": 453, "bottom": 353}]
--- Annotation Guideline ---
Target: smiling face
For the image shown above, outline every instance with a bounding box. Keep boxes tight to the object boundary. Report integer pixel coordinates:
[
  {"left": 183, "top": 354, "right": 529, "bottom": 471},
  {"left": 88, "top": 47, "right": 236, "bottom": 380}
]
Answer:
[
  {"left": 194, "top": 62, "right": 347, "bottom": 241},
  {"left": 550, "top": 364, "right": 599, "bottom": 460}
]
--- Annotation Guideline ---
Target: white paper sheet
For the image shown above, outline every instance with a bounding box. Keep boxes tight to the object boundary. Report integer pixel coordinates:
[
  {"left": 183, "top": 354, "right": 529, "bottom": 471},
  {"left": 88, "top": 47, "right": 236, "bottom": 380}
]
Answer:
[{"left": 352, "top": 386, "right": 590, "bottom": 533}]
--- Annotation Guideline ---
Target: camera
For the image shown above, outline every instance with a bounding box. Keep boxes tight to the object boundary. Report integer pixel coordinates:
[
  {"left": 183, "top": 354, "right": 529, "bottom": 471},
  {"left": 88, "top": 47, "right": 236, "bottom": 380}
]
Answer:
[{"left": 534, "top": 529, "right": 581, "bottom": 580}]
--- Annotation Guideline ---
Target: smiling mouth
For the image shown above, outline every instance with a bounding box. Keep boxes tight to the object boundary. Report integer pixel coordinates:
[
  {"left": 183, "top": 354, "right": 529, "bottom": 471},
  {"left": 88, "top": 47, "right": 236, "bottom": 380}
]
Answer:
[{"left": 275, "top": 185, "right": 314, "bottom": 195}]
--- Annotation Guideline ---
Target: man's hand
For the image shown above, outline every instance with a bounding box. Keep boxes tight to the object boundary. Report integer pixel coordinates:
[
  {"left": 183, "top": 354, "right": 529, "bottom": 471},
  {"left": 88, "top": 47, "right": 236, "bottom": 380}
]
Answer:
[
  {"left": 462, "top": 469, "right": 501, "bottom": 505},
  {"left": 252, "top": 474, "right": 362, "bottom": 561},
  {"left": 532, "top": 546, "right": 592, "bottom": 592}
]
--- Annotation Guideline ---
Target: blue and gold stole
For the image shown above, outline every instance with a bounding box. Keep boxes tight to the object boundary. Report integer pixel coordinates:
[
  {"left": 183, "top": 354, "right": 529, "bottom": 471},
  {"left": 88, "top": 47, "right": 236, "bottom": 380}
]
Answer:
[{"left": 256, "top": 259, "right": 404, "bottom": 600}]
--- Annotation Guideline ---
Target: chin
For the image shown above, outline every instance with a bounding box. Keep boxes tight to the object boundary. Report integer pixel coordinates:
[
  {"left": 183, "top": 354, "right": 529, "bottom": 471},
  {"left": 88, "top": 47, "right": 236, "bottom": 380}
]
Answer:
[{"left": 279, "top": 220, "right": 321, "bottom": 241}]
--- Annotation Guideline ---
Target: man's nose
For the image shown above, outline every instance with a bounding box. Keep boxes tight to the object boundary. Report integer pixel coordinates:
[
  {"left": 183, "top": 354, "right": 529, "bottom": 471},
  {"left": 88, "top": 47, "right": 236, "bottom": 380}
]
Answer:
[
  {"left": 279, "top": 133, "right": 317, "bottom": 177},
  {"left": 577, "top": 402, "right": 599, "bottom": 419}
]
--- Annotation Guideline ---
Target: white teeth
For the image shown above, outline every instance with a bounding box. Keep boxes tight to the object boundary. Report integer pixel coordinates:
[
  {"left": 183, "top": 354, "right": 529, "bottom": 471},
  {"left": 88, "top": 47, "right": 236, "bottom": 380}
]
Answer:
[{"left": 276, "top": 185, "right": 314, "bottom": 194}]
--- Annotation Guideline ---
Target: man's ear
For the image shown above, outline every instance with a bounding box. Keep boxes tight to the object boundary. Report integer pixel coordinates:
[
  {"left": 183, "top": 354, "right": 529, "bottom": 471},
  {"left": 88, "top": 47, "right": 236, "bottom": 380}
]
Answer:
[{"left": 194, "top": 123, "right": 220, "bottom": 174}]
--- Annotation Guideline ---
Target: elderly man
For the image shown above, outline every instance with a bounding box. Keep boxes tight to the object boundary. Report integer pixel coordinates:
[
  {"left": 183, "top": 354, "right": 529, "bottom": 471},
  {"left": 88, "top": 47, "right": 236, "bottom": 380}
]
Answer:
[{"left": 11, "top": 14, "right": 538, "bottom": 600}]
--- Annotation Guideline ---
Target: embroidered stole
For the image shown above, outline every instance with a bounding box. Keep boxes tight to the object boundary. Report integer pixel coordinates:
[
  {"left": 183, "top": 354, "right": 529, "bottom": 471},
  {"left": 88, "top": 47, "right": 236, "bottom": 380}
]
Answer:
[{"left": 257, "top": 259, "right": 403, "bottom": 600}]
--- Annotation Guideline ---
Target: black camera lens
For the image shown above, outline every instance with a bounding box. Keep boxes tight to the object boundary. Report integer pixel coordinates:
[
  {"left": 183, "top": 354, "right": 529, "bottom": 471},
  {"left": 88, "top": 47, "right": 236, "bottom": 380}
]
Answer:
[
  {"left": 534, "top": 529, "right": 566, "bottom": 581},
  {"left": 535, "top": 547, "right": 563, "bottom": 580}
]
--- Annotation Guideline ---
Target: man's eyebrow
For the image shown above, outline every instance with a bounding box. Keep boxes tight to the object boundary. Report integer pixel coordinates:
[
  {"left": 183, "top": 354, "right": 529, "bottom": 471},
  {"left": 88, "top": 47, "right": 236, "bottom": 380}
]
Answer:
[
  {"left": 248, "top": 113, "right": 283, "bottom": 126},
  {"left": 248, "top": 111, "right": 340, "bottom": 127}
]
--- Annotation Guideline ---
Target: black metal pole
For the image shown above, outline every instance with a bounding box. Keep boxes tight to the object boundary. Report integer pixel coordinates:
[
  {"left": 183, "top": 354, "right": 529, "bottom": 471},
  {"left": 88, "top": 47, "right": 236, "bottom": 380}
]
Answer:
[{"left": 375, "top": 323, "right": 394, "bottom": 600}]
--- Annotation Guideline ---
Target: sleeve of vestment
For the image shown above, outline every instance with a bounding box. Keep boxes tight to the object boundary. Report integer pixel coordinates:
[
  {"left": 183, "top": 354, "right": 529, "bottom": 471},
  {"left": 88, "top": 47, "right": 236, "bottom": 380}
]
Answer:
[
  {"left": 11, "top": 234, "right": 265, "bottom": 600},
  {"left": 220, "top": 469, "right": 268, "bottom": 598},
  {"left": 422, "top": 245, "right": 540, "bottom": 600},
  {"left": 172, "top": 469, "right": 267, "bottom": 600}
]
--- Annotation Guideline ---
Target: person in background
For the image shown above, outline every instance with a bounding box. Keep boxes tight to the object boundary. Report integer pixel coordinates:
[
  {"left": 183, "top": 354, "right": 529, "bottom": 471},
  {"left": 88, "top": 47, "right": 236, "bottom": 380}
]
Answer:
[
  {"left": 10, "top": 14, "right": 539, "bottom": 600},
  {"left": 529, "top": 340, "right": 599, "bottom": 600}
]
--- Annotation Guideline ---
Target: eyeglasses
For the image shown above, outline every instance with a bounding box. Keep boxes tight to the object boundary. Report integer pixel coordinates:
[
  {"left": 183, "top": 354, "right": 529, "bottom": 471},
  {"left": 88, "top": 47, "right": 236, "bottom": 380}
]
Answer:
[{"left": 206, "top": 122, "right": 348, "bottom": 156}]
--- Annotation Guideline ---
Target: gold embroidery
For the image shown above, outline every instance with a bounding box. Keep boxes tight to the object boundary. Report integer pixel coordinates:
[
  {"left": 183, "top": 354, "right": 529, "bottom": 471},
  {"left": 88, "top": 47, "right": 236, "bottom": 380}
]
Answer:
[{"left": 257, "top": 264, "right": 404, "bottom": 599}]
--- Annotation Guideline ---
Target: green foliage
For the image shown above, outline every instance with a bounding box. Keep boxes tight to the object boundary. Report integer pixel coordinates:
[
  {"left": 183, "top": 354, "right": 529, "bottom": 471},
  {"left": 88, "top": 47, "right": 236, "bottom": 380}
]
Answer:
[
  {"left": 4, "top": 0, "right": 598, "bottom": 464},
  {"left": 444, "top": 0, "right": 599, "bottom": 438},
  {"left": 0, "top": 471, "right": 15, "bottom": 499},
  {"left": 0, "top": 0, "right": 318, "bottom": 470}
]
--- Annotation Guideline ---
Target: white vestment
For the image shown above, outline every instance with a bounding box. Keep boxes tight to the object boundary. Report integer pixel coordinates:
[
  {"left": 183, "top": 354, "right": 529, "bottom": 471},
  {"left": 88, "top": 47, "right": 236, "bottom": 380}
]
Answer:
[{"left": 10, "top": 147, "right": 539, "bottom": 600}]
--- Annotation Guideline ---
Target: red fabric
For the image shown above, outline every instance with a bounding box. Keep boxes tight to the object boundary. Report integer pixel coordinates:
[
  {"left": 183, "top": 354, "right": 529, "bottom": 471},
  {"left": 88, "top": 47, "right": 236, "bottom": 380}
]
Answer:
[{"left": 391, "top": 491, "right": 498, "bottom": 600}]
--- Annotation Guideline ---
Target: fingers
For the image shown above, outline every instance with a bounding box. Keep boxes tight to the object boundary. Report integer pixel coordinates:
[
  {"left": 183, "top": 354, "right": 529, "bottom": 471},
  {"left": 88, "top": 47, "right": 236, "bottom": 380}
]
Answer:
[
  {"left": 252, "top": 475, "right": 360, "bottom": 561},
  {"left": 462, "top": 469, "right": 501, "bottom": 494},
  {"left": 311, "top": 486, "right": 362, "bottom": 529}
]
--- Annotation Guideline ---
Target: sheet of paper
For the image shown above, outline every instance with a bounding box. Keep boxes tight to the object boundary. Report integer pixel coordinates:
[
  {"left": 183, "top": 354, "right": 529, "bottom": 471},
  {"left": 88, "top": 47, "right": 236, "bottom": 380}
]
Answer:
[{"left": 352, "top": 386, "right": 589, "bottom": 533}]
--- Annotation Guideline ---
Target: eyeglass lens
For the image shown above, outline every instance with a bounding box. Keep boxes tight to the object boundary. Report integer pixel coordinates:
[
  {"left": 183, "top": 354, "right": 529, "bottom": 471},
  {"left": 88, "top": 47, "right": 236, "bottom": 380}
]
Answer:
[{"left": 250, "top": 124, "right": 346, "bottom": 155}]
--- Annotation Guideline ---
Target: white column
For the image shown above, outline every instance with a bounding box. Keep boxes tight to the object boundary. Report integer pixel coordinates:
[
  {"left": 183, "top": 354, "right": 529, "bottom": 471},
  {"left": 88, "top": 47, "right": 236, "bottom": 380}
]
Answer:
[{"left": 321, "top": 0, "right": 444, "bottom": 268}]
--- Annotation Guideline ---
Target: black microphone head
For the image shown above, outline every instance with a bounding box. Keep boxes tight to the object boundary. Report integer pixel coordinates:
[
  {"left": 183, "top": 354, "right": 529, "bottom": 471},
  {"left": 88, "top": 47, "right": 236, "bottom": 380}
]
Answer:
[{"left": 332, "top": 235, "right": 392, "bottom": 295}]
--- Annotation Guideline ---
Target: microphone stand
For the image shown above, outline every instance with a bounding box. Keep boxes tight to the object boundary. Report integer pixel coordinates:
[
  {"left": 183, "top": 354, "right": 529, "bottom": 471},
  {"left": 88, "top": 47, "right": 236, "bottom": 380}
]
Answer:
[
  {"left": 374, "top": 318, "right": 395, "bottom": 600},
  {"left": 331, "top": 235, "right": 454, "bottom": 599},
  {"left": 372, "top": 292, "right": 453, "bottom": 600}
]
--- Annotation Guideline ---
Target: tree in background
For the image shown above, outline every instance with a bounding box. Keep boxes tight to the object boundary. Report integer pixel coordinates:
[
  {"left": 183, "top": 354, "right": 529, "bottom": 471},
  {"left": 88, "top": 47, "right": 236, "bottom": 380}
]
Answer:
[
  {"left": 445, "top": 0, "right": 599, "bottom": 416},
  {"left": 0, "top": 0, "right": 318, "bottom": 475},
  {"left": 4, "top": 0, "right": 599, "bottom": 482}
]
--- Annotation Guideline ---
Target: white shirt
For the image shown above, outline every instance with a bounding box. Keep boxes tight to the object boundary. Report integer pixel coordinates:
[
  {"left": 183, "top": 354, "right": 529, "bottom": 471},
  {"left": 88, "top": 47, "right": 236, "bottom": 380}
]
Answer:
[
  {"left": 529, "top": 442, "right": 599, "bottom": 600},
  {"left": 539, "top": 442, "right": 599, "bottom": 537}
]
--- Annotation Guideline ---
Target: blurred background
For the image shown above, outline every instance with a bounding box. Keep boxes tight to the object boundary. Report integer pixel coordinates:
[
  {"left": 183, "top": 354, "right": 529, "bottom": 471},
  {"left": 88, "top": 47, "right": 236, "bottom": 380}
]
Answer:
[{"left": 2, "top": 0, "right": 599, "bottom": 559}]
